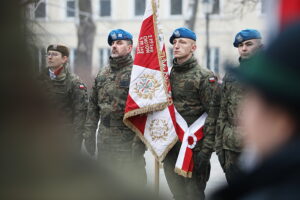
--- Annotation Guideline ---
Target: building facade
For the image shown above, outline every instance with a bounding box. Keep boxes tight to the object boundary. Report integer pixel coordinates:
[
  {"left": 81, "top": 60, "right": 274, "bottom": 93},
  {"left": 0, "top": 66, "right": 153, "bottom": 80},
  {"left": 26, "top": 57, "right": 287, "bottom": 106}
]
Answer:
[{"left": 29, "top": 0, "right": 266, "bottom": 78}]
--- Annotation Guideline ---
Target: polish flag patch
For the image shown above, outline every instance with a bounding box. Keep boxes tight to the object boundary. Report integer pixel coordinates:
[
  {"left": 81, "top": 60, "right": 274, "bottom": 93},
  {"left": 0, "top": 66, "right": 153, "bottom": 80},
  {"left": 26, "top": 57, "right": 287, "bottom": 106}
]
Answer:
[
  {"left": 79, "top": 84, "right": 85, "bottom": 89},
  {"left": 209, "top": 77, "right": 216, "bottom": 83}
]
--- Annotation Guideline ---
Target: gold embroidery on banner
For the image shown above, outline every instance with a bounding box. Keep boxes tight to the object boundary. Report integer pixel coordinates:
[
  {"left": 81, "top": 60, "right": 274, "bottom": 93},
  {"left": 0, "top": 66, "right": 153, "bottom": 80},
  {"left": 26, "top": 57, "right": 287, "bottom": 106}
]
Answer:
[
  {"left": 134, "top": 74, "right": 161, "bottom": 99},
  {"left": 149, "top": 119, "right": 169, "bottom": 141}
]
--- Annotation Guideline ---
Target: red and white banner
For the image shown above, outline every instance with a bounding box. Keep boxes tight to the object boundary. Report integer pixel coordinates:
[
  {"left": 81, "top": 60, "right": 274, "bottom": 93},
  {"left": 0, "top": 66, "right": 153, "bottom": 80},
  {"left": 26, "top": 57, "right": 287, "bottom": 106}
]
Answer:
[
  {"left": 265, "top": 0, "right": 300, "bottom": 43},
  {"left": 124, "top": 0, "right": 209, "bottom": 176},
  {"left": 175, "top": 112, "right": 207, "bottom": 178},
  {"left": 124, "top": 0, "right": 178, "bottom": 162}
]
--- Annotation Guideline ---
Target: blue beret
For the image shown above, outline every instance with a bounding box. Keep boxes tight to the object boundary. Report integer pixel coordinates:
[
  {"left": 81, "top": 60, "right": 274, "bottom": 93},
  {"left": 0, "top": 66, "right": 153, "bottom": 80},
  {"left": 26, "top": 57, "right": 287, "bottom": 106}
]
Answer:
[
  {"left": 107, "top": 29, "right": 133, "bottom": 46},
  {"left": 169, "top": 27, "right": 196, "bottom": 44},
  {"left": 233, "top": 29, "right": 262, "bottom": 47}
]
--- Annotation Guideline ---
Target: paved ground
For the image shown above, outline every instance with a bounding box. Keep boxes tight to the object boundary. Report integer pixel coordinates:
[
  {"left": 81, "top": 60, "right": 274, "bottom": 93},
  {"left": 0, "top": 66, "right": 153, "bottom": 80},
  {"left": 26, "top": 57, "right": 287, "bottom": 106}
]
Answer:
[{"left": 144, "top": 151, "right": 227, "bottom": 199}]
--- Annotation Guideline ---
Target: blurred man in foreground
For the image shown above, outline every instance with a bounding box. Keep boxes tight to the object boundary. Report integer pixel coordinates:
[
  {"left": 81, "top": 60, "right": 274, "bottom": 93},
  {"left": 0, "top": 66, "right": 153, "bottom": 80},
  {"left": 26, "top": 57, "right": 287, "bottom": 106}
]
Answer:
[
  {"left": 0, "top": 2, "right": 159, "bottom": 199},
  {"left": 211, "top": 22, "right": 300, "bottom": 200}
]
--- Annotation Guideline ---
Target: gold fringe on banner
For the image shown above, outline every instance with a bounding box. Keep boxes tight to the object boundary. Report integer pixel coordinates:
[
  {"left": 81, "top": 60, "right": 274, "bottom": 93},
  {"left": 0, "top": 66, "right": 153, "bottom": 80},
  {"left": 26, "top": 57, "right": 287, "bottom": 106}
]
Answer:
[
  {"left": 123, "top": 115, "right": 178, "bottom": 162},
  {"left": 174, "top": 167, "right": 193, "bottom": 178}
]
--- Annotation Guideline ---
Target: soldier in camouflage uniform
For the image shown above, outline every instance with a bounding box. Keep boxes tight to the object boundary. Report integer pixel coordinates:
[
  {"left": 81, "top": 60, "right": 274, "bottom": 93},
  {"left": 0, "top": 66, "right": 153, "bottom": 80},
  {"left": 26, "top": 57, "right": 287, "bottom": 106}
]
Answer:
[
  {"left": 163, "top": 28, "right": 218, "bottom": 200},
  {"left": 215, "top": 29, "right": 262, "bottom": 184},
  {"left": 38, "top": 44, "right": 88, "bottom": 151},
  {"left": 84, "top": 29, "right": 146, "bottom": 186}
]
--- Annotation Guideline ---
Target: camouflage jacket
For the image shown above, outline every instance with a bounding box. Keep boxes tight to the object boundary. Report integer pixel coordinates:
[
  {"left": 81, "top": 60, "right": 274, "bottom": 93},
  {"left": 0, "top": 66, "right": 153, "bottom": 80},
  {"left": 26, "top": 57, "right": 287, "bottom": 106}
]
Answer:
[
  {"left": 170, "top": 56, "right": 219, "bottom": 160},
  {"left": 215, "top": 68, "right": 245, "bottom": 153},
  {"left": 84, "top": 54, "right": 144, "bottom": 160},
  {"left": 38, "top": 65, "right": 88, "bottom": 139}
]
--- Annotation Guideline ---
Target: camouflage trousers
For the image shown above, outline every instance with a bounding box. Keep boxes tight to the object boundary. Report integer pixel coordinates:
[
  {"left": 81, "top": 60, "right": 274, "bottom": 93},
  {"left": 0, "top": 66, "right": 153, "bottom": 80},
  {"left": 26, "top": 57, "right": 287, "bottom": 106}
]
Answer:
[
  {"left": 223, "top": 150, "right": 241, "bottom": 185},
  {"left": 163, "top": 142, "right": 210, "bottom": 200},
  {"left": 96, "top": 124, "right": 147, "bottom": 187}
]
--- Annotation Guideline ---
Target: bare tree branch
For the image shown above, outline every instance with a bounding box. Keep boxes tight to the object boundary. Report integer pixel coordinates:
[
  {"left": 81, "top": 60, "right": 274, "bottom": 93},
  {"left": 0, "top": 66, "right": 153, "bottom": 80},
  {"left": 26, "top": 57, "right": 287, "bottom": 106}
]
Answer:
[
  {"left": 184, "top": 0, "right": 199, "bottom": 31},
  {"left": 226, "top": 0, "right": 260, "bottom": 18},
  {"left": 74, "top": 0, "right": 96, "bottom": 88}
]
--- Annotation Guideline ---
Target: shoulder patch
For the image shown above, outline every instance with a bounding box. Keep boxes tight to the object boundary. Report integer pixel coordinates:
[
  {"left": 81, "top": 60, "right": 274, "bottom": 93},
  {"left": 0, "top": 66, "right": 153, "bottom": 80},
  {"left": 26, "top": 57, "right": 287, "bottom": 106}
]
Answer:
[{"left": 79, "top": 84, "right": 86, "bottom": 89}]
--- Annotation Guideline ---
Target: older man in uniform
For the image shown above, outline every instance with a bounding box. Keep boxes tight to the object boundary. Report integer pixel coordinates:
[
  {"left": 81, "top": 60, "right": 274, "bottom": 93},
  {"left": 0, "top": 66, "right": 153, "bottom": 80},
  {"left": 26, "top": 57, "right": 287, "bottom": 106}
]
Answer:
[
  {"left": 38, "top": 44, "right": 88, "bottom": 152},
  {"left": 163, "top": 27, "right": 218, "bottom": 200},
  {"left": 215, "top": 29, "right": 263, "bottom": 184},
  {"left": 84, "top": 29, "right": 146, "bottom": 186}
]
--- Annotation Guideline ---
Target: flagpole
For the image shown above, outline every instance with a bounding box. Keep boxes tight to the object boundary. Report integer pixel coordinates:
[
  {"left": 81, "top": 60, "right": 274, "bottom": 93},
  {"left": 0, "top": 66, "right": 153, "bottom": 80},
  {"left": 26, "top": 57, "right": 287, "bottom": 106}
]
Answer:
[
  {"left": 152, "top": 0, "right": 160, "bottom": 196},
  {"left": 154, "top": 159, "right": 160, "bottom": 196}
]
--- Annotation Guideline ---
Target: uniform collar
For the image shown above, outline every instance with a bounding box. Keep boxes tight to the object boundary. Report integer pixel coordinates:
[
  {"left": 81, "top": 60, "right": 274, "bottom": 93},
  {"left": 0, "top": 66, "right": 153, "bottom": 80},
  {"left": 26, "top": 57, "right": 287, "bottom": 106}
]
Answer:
[
  {"left": 48, "top": 65, "right": 68, "bottom": 80},
  {"left": 172, "top": 56, "right": 197, "bottom": 72},
  {"left": 109, "top": 54, "right": 133, "bottom": 71}
]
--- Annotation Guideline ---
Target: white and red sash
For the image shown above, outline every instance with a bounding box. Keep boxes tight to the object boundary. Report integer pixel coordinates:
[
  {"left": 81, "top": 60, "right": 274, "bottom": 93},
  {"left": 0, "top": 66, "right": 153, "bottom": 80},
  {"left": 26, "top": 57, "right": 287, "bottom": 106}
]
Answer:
[{"left": 175, "top": 112, "right": 208, "bottom": 178}]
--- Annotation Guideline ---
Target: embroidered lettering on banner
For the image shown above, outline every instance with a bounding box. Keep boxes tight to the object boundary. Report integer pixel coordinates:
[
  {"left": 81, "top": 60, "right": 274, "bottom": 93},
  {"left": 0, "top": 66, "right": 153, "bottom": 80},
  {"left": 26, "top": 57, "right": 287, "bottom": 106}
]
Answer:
[{"left": 136, "top": 35, "right": 154, "bottom": 54}]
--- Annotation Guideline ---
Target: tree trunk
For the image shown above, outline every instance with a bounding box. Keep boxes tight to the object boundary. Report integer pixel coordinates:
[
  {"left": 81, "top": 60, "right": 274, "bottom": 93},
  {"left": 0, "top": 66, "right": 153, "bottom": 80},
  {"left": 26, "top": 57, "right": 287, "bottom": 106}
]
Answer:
[
  {"left": 184, "top": 0, "right": 199, "bottom": 31},
  {"left": 74, "top": 0, "right": 96, "bottom": 88}
]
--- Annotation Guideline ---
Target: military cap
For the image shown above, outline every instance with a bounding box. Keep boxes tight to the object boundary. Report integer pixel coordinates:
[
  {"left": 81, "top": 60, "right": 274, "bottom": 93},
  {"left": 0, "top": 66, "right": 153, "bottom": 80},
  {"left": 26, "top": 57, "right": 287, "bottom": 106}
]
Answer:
[
  {"left": 169, "top": 27, "right": 197, "bottom": 44},
  {"left": 229, "top": 22, "right": 300, "bottom": 109},
  {"left": 47, "top": 44, "right": 69, "bottom": 57},
  {"left": 107, "top": 29, "right": 133, "bottom": 46},
  {"left": 233, "top": 29, "right": 262, "bottom": 47}
]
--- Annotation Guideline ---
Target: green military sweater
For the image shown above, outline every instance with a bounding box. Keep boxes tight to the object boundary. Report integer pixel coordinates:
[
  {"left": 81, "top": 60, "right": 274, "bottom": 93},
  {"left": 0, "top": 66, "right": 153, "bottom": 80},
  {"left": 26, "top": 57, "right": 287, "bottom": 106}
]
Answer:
[
  {"left": 170, "top": 56, "right": 218, "bottom": 158},
  {"left": 215, "top": 60, "right": 248, "bottom": 153},
  {"left": 84, "top": 54, "right": 144, "bottom": 160},
  {"left": 38, "top": 65, "right": 88, "bottom": 141}
]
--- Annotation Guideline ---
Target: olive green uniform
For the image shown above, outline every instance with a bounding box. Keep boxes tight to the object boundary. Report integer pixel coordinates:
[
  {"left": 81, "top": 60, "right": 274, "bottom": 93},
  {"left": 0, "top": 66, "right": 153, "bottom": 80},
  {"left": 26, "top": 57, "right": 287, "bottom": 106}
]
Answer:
[
  {"left": 84, "top": 54, "right": 146, "bottom": 186},
  {"left": 38, "top": 65, "right": 88, "bottom": 151},
  {"left": 215, "top": 65, "right": 245, "bottom": 184}
]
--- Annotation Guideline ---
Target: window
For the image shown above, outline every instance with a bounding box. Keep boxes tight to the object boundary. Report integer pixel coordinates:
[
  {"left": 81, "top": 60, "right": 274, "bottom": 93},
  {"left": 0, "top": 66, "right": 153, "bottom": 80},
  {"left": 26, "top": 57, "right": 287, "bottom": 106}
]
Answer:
[
  {"left": 99, "top": 48, "right": 110, "bottom": 68},
  {"left": 132, "top": 48, "right": 136, "bottom": 57},
  {"left": 40, "top": 48, "right": 47, "bottom": 69},
  {"left": 34, "top": 47, "right": 46, "bottom": 72},
  {"left": 168, "top": 48, "right": 174, "bottom": 67},
  {"left": 211, "top": 0, "right": 220, "bottom": 15},
  {"left": 100, "top": 0, "right": 111, "bottom": 17},
  {"left": 208, "top": 47, "right": 219, "bottom": 73},
  {"left": 69, "top": 48, "right": 77, "bottom": 72},
  {"left": 66, "top": 0, "right": 76, "bottom": 18},
  {"left": 170, "top": 0, "right": 182, "bottom": 15},
  {"left": 260, "top": 0, "right": 266, "bottom": 15},
  {"left": 34, "top": 1, "right": 46, "bottom": 18},
  {"left": 135, "top": 0, "right": 146, "bottom": 16}
]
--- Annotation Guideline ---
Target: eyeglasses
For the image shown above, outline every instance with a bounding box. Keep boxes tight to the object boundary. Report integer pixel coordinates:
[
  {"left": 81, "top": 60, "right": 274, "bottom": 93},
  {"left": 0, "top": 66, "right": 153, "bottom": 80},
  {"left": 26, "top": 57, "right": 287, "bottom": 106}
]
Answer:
[{"left": 46, "top": 52, "right": 60, "bottom": 57}]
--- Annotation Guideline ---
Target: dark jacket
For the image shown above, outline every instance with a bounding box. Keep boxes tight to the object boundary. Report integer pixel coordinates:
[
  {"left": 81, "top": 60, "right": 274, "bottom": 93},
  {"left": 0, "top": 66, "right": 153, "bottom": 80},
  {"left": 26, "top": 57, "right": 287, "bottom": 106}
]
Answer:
[{"left": 210, "top": 136, "right": 300, "bottom": 200}]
